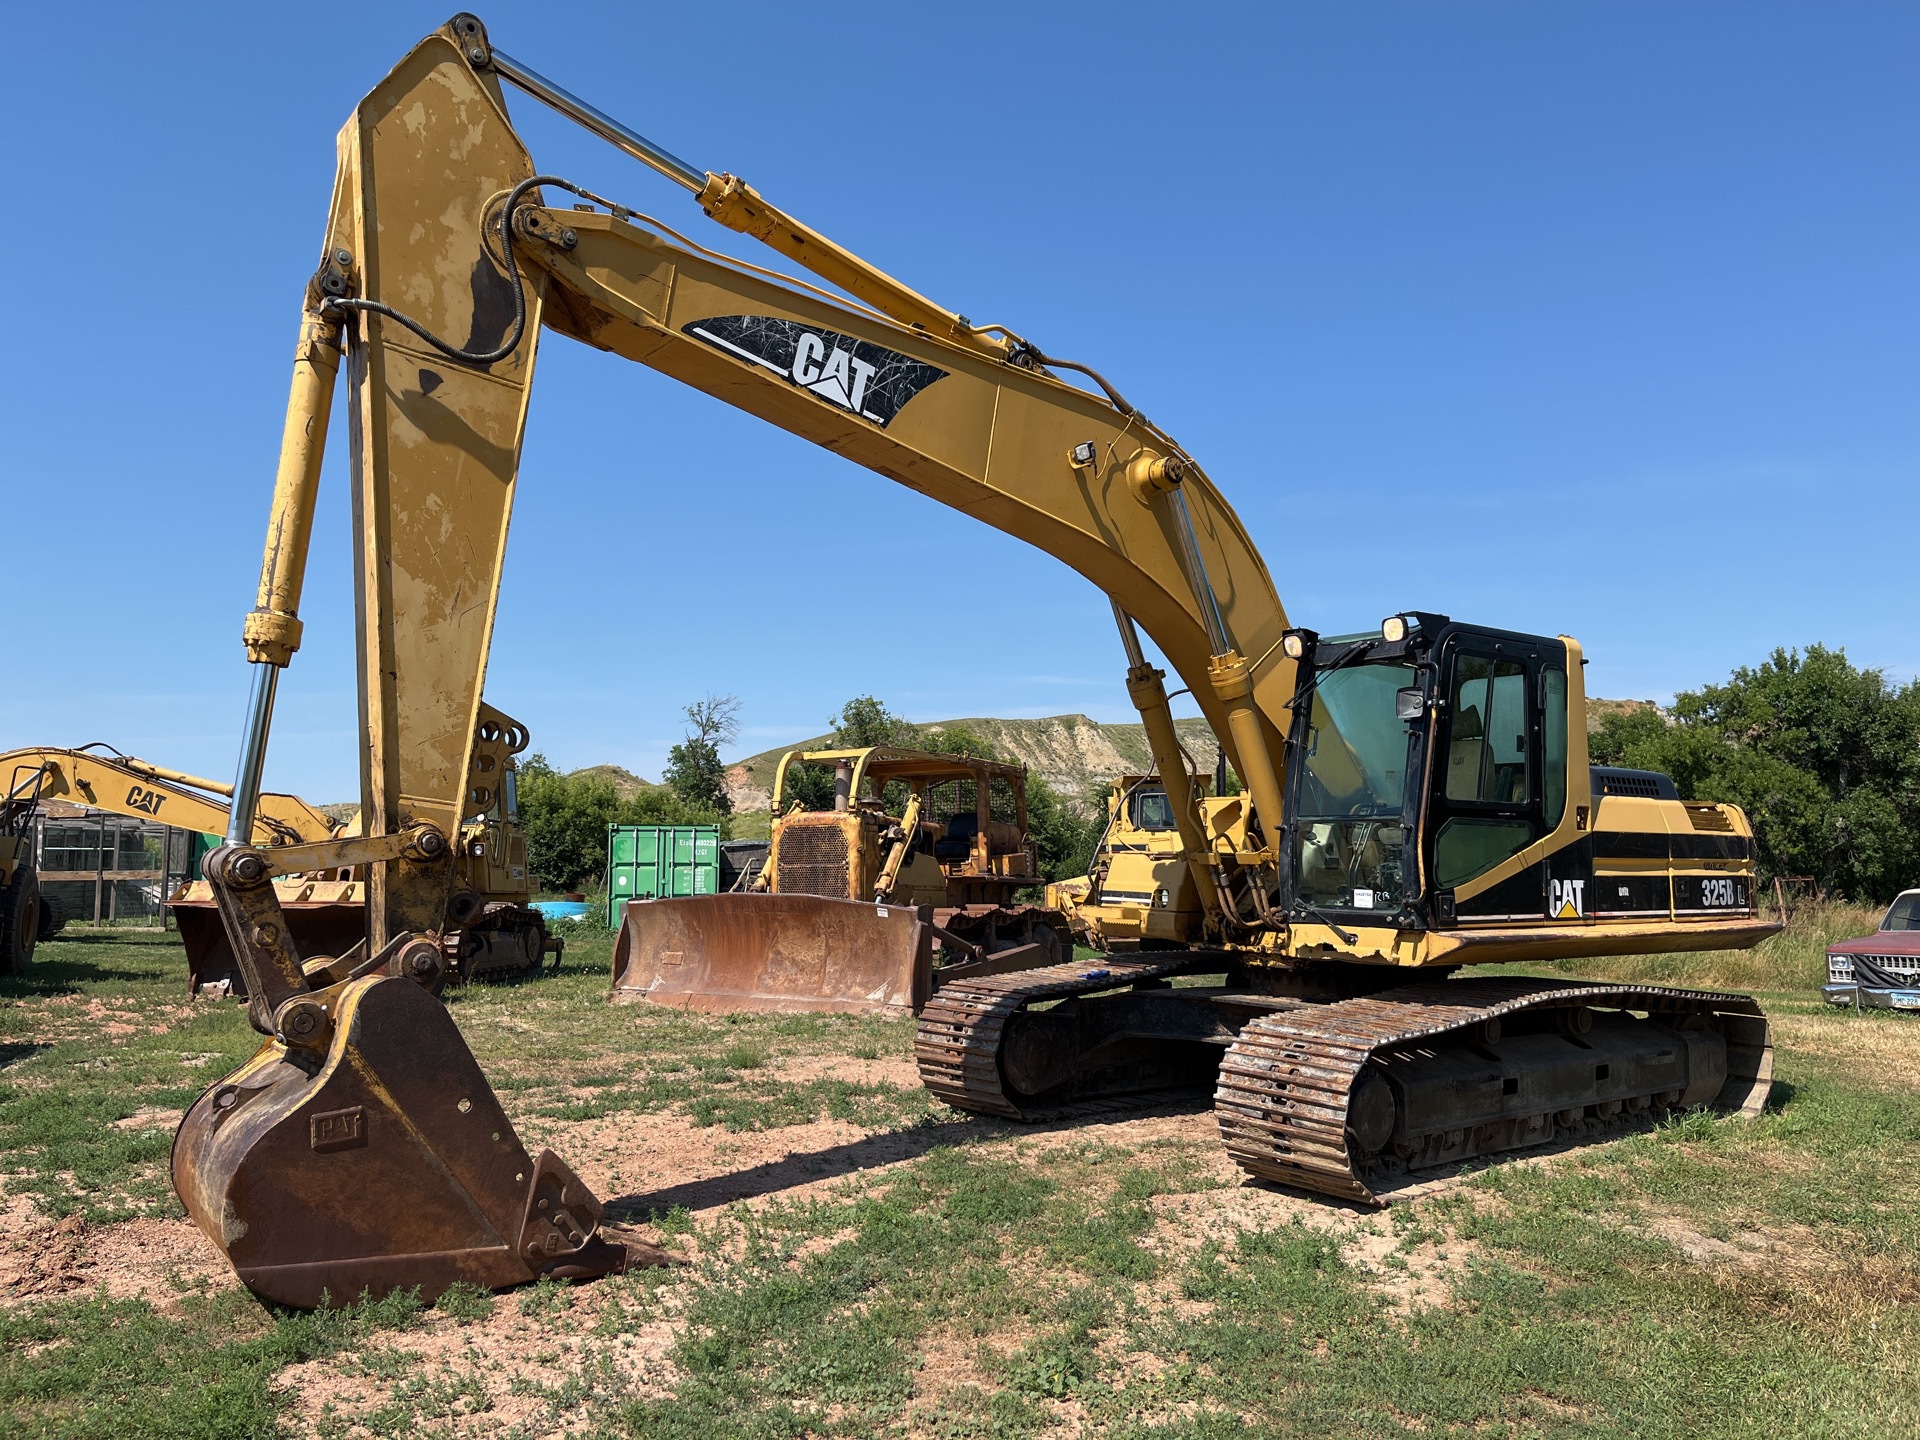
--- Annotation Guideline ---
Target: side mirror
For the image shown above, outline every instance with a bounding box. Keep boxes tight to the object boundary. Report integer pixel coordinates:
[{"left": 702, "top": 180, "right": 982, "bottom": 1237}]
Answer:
[{"left": 1395, "top": 687, "right": 1425, "bottom": 722}]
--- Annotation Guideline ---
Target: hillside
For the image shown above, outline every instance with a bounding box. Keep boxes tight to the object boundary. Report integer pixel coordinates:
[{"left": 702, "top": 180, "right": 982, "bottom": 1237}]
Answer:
[
  {"left": 563, "top": 763, "right": 655, "bottom": 798},
  {"left": 722, "top": 698, "right": 1654, "bottom": 819}
]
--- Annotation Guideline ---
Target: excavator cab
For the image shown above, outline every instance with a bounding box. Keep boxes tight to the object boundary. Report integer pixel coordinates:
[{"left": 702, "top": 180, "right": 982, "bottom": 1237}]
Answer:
[{"left": 1276, "top": 613, "right": 1770, "bottom": 952}]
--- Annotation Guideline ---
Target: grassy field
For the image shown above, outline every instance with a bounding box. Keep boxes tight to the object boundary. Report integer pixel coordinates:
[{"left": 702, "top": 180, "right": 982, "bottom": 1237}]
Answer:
[{"left": 0, "top": 915, "right": 1916, "bottom": 1438}]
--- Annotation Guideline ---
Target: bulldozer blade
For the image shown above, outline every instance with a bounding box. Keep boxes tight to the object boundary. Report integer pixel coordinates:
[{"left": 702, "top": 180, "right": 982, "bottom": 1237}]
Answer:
[
  {"left": 172, "top": 893, "right": 367, "bottom": 998},
  {"left": 172, "top": 972, "right": 626, "bottom": 1308},
  {"left": 612, "top": 894, "right": 931, "bottom": 1017}
]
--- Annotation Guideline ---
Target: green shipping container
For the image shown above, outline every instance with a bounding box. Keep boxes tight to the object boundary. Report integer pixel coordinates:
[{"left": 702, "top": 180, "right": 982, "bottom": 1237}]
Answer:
[{"left": 607, "top": 824, "right": 721, "bottom": 927}]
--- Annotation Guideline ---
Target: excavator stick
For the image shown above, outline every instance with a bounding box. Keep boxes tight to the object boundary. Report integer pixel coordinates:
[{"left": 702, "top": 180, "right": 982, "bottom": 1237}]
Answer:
[
  {"left": 612, "top": 894, "right": 932, "bottom": 1017},
  {"left": 173, "top": 845, "right": 628, "bottom": 1307}
]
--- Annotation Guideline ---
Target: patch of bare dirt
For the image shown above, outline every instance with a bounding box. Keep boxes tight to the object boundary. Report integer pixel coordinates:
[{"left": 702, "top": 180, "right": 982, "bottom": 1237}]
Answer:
[
  {"left": 113, "top": 1105, "right": 184, "bottom": 1131},
  {"left": 769, "top": 1054, "right": 921, "bottom": 1088},
  {"left": 0, "top": 1194, "right": 87, "bottom": 1300},
  {"left": 530, "top": 1109, "right": 965, "bottom": 1226},
  {"left": 901, "top": 1331, "right": 998, "bottom": 1431},
  {"left": 0, "top": 1192, "right": 231, "bottom": 1308},
  {"left": 277, "top": 1276, "right": 684, "bottom": 1440},
  {"left": 5, "top": 993, "right": 201, "bottom": 1047}
]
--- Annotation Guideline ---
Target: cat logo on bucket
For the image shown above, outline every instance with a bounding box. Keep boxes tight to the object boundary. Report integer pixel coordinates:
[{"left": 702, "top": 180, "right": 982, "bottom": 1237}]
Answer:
[{"left": 1549, "top": 878, "right": 1586, "bottom": 919}]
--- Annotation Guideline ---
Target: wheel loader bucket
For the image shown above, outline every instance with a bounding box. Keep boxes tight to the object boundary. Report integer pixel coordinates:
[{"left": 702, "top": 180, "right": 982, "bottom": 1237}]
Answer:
[
  {"left": 173, "top": 972, "right": 628, "bottom": 1308},
  {"left": 611, "top": 894, "right": 931, "bottom": 1017},
  {"left": 170, "top": 885, "right": 367, "bottom": 997}
]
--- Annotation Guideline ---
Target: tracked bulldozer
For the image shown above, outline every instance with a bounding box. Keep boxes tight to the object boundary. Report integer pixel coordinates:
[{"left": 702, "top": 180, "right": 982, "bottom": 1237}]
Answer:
[
  {"left": 168, "top": 14, "right": 1777, "bottom": 1308},
  {"left": 613, "top": 746, "right": 1069, "bottom": 1014}
]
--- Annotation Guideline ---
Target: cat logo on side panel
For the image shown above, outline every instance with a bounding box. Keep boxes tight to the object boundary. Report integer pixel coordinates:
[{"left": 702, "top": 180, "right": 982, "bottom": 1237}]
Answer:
[
  {"left": 1549, "top": 878, "right": 1585, "bottom": 919},
  {"left": 684, "top": 315, "right": 948, "bottom": 426}
]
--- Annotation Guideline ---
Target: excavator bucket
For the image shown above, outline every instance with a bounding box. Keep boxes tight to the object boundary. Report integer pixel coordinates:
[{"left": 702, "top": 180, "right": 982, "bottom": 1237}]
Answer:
[
  {"left": 173, "top": 971, "right": 627, "bottom": 1307},
  {"left": 612, "top": 894, "right": 932, "bottom": 1017},
  {"left": 171, "top": 885, "right": 367, "bottom": 996}
]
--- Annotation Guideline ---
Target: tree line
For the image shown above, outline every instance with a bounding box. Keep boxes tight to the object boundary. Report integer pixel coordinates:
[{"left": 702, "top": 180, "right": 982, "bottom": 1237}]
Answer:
[
  {"left": 517, "top": 693, "right": 739, "bottom": 891},
  {"left": 1590, "top": 644, "right": 1919, "bottom": 903}
]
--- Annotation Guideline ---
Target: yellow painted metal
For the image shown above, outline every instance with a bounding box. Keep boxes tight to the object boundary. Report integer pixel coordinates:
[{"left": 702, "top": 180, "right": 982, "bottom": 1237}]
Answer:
[
  {"left": 1207, "top": 649, "right": 1288, "bottom": 865},
  {"left": 524, "top": 207, "right": 1296, "bottom": 779},
  {"left": 244, "top": 311, "right": 345, "bottom": 667},
  {"left": 0, "top": 748, "right": 337, "bottom": 847},
  {"left": 695, "top": 174, "right": 1015, "bottom": 363},
  {"left": 1121, "top": 662, "right": 1218, "bottom": 912}
]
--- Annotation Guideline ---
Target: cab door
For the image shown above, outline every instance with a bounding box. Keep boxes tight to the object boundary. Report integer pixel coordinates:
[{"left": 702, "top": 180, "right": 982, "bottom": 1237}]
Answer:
[{"left": 1425, "top": 633, "right": 1564, "bottom": 921}]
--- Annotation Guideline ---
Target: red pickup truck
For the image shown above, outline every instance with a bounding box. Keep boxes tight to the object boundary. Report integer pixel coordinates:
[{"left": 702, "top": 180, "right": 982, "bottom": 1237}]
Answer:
[{"left": 1823, "top": 889, "right": 1920, "bottom": 1010}]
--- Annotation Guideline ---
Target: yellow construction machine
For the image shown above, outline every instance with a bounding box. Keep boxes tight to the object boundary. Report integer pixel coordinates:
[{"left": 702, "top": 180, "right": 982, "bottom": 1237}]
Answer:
[
  {"left": 0, "top": 738, "right": 548, "bottom": 989},
  {"left": 1046, "top": 772, "right": 1213, "bottom": 953},
  {"left": 0, "top": 745, "right": 340, "bottom": 971},
  {"left": 613, "top": 746, "right": 1070, "bottom": 1013},
  {"left": 167, "top": 704, "right": 557, "bottom": 994},
  {"left": 171, "top": 14, "right": 1777, "bottom": 1307}
]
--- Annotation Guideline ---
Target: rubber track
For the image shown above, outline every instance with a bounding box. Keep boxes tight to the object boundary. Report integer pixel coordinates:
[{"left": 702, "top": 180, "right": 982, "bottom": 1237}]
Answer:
[
  {"left": 915, "top": 957, "right": 1197, "bottom": 1118},
  {"left": 1215, "top": 976, "right": 1772, "bottom": 1204}
]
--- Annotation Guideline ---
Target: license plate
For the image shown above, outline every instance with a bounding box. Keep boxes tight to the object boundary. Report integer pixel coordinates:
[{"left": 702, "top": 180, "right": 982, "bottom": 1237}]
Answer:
[{"left": 1892, "top": 993, "right": 1920, "bottom": 1010}]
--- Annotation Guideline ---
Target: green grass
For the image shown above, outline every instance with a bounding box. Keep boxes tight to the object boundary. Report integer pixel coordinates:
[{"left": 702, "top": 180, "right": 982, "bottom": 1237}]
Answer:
[
  {"left": 1534, "top": 899, "right": 1882, "bottom": 993},
  {"left": 2, "top": 924, "right": 1917, "bottom": 1437}
]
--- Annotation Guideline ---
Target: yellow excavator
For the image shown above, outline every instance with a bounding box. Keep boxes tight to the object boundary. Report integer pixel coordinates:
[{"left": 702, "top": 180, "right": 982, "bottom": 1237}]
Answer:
[
  {"left": 0, "top": 732, "right": 549, "bottom": 989},
  {"left": 171, "top": 14, "right": 1777, "bottom": 1307},
  {"left": 166, "top": 703, "right": 557, "bottom": 994},
  {"left": 0, "top": 745, "right": 340, "bottom": 971}
]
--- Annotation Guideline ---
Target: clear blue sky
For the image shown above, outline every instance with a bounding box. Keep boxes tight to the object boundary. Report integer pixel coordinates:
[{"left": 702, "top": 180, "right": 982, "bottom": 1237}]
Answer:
[{"left": 3, "top": 2, "right": 1913, "bottom": 802}]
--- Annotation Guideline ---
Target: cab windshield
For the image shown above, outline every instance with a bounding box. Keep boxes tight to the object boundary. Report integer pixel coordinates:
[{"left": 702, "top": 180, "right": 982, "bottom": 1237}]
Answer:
[
  {"left": 1129, "top": 787, "right": 1176, "bottom": 832},
  {"left": 1294, "top": 659, "right": 1415, "bottom": 914},
  {"left": 1883, "top": 894, "right": 1920, "bottom": 932}
]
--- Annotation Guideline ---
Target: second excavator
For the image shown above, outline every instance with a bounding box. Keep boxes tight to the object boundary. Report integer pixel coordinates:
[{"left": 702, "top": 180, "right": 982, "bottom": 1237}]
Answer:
[{"left": 172, "top": 15, "right": 1777, "bottom": 1306}]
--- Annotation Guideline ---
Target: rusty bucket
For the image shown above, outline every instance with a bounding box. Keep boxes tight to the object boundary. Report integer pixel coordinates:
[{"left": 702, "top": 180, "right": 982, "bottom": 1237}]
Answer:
[
  {"left": 173, "top": 972, "right": 626, "bottom": 1307},
  {"left": 611, "top": 894, "right": 931, "bottom": 1017}
]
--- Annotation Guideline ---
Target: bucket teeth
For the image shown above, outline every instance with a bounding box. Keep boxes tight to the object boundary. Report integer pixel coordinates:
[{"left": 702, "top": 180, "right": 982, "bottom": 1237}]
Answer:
[{"left": 173, "top": 972, "right": 625, "bottom": 1308}]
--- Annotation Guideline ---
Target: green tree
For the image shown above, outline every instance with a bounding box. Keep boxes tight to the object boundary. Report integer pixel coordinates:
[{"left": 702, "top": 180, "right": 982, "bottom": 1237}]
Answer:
[
  {"left": 1589, "top": 645, "right": 1920, "bottom": 901},
  {"left": 663, "top": 694, "right": 741, "bottom": 815},
  {"left": 517, "top": 754, "right": 728, "bottom": 891},
  {"left": 831, "top": 695, "right": 914, "bottom": 748}
]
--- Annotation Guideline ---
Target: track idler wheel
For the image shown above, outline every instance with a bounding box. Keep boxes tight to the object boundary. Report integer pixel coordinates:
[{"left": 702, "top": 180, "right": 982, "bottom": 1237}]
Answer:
[{"left": 173, "top": 971, "right": 627, "bottom": 1308}]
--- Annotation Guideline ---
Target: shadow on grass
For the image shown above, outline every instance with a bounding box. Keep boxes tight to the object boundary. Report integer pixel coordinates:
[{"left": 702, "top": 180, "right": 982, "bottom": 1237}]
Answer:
[
  {"left": 0, "top": 1041, "right": 47, "bottom": 1070},
  {"left": 607, "top": 1090, "right": 1215, "bottom": 1219},
  {"left": 0, "top": 960, "right": 158, "bottom": 996}
]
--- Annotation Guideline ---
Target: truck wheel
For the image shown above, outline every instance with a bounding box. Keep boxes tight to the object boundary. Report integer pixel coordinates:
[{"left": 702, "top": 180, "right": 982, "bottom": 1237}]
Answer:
[
  {"left": 37, "top": 892, "right": 67, "bottom": 942},
  {"left": 1, "top": 867, "right": 40, "bottom": 973}
]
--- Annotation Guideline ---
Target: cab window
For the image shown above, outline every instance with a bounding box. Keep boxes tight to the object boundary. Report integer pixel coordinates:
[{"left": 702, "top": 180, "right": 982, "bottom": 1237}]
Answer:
[
  {"left": 1445, "top": 657, "right": 1529, "bottom": 804},
  {"left": 1884, "top": 894, "right": 1920, "bottom": 932},
  {"left": 1542, "top": 667, "right": 1568, "bottom": 828},
  {"left": 1130, "top": 788, "right": 1176, "bottom": 832}
]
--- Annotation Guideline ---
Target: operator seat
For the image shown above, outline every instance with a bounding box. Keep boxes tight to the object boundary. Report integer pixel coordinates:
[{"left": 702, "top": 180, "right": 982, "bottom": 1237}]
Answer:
[{"left": 934, "top": 812, "right": 979, "bottom": 862}]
